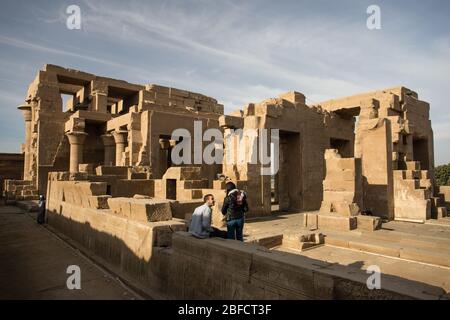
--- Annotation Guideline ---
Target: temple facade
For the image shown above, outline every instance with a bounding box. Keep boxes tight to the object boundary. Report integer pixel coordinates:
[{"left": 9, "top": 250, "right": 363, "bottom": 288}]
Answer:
[{"left": 3, "top": 65, "right": 447, "bottom": 225}]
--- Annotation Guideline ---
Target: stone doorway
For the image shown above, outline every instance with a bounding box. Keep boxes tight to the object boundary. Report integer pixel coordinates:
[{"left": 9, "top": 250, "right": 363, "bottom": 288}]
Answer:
[
  {"left": 166, "top": 179, "right": 177, "bottom": 200},
  {"left": 413, "top": 138, "right": 430, "bottom": 170},
  {"left": 272, "top": 131, "right": 302, "bottom": 213}
]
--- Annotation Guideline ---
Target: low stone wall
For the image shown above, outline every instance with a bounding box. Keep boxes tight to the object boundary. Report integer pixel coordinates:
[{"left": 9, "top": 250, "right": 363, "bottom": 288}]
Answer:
[
  {"left": 45, "top": 176, "right": 430, "bottom": 299},
  {"left": 393, "top": 169, "right": 431, "bottom": 222},
  {"left": 0, "top": 153, "right": 24, "bottom": 198},
  {"left": 46, "top": 175, "right": 187, "bottom": 298}
]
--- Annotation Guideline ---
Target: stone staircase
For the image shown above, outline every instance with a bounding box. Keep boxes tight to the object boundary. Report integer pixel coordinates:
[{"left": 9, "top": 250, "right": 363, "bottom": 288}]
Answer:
[
  {"left": 157, "top": 166, "right": 229, "bottom": 226},
  {"left": 432, "top": 193, "right": 448, "bottom": 219},
  {"left": 393, "top": 161, "right": 448, "bottom": 222},
  {"left": 438, "top": 186, "right": 450, "bottom": 217}
]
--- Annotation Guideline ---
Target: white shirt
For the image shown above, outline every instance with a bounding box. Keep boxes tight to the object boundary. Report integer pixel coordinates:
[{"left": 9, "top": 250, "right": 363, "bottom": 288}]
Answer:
[{"left": 188, "top": 203, "right": 213, "bottom": 239}]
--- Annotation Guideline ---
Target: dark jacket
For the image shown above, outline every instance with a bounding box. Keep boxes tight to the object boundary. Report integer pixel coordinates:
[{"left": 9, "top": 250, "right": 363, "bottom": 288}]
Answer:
[
  {"left": 221, "top": 189, "right": 249, "bottom": 221},
  {"left": 37, "top": 198, "right": 45, "bottom": 224}
]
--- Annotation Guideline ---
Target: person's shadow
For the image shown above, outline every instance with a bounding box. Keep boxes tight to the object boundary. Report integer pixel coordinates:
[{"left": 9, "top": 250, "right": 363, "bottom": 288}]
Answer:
[{"left": 210, "top": 227, "right": 228, "bottom": 239}]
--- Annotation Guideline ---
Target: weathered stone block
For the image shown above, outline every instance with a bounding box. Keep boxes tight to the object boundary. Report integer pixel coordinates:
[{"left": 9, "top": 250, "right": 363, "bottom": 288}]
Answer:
[
  {"left": 278, "top": 91, "right": 306, "bottom": 104},
  {"left": 79, "top": 163, "right": 94, "bottom": 174},
  {"left": 437, "top": 207, "right": 448, "bottom": 219},
  {"left": 326, "top": 158, "right": 356, "bottom": 172},
  {"left": 323, "top": 180, "right": 355, "bottom": 192},
  {"left": 170, "top": 200, "right": 204, "bottom": 219},
  {"left": 325, "top": 170, "right": 356, "bottom": 181},
  {"left": 153, "top": 222, "right": 187, "bottom": 247},
  {"left": 129, "top": 198, "right": 172, "bottom": 222},
  {"left": 214, "top": 104, "right": 224, "bottom": 114},
  {"left": 95, "top": 166, "right": 128, "bottom": 176},
  {"left": 319, "top": 201, "right": 332, "bottom": 214},
  {"left": 356, "top": 215, "right": 382, "bottom": 231},
  {"left": 107, "top": 197, "right": 132, "bottom": 218},
  {"left": 333, "top": 202, "right": 360, "bottom": 216},
  {"left": 348, "top": 239, "right": 400, "bottom": 257},
  {"left": 163, "top": 166, "right": 202, "bottom": 181},
  {"left": 64, "top": 117, "right": 85, "bottom": 133},
  {"left": 218, "top": 115, "right": 244, "bottom": 129},
  {"left": 323, "top": 191, "right": 356, "bottom": 203},
  {"left": 406, "top": 161, "right": 420, "bottom": 170},
  {"left": 251, "top": 250, "right": 316, "bottom": 298},
  {"left": 114, "top": 180, "right": 154, "bottom": 198},
  {"left": 399, "top": 248, "right": 450, "bottom": 267},
  {"left": 88, "top": 195, "right": 111, "bottom": 209},
  {"left": 394, "top": 196, "right": 431, "bottom": 222},
  {"left": 129, "top": 172, "right": 147, "bottom": 179},
  {"left": 403, "top": 170, "right": 420, "bottom": 179},
  {"left": 317, "top": 213, "right": 357, "bottom": 231},
  {"left": 303, "top": 213, "right": 318, "bottom": 230},
  {"left": 133, "top": 194, "right": 151, "bottom": 199}
]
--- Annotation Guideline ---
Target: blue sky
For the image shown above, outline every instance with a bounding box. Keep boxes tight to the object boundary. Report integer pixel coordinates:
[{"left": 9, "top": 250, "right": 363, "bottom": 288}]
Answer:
[{"left": 0, "top": 0, "right": 449, "bottom": 164}]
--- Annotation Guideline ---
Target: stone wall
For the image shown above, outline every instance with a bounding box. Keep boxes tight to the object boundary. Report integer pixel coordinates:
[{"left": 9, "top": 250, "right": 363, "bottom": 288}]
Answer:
[
  {"left": 220, "top": 92, "right": 356, "bottom": 215},
  {"left": 0, "top": 153, "right": 23, "bottom": 197},
  {"left": 393, "top": 165, "right": 432, "bottom": 222},
  {"left": 3, "top": 180, "right": 38, "bottom": 201},
  {"left": 304, "top": 149, "right": 381, "bottom": 232},
  {"left": 45, "top": 174, "right": 421, "bottom": 300},
  {"left": 16, "top": 64, "right": 224, "bottom": 197}
]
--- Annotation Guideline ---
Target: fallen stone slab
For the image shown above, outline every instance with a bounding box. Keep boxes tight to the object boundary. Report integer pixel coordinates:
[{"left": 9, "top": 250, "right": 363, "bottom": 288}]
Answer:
[{"left": 108, "top": 197, "right": 172, "bottom": 222}]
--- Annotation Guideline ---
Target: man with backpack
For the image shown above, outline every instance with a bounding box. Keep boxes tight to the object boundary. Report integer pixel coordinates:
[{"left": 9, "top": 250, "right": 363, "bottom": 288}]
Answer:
[{"left": 221, "top": 182, "right": 249, "bottom": 241}]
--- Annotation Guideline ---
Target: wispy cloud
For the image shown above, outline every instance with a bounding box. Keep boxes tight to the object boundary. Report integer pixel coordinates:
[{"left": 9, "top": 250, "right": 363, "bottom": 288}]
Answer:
[
  {"left": 0, "top": 0, "right": 448, "bottom": 161},
  {"left": 0, "top": 88, "right": 24, "bottom": 106},
  {"left": 80, "top": 0, "right": 366, "bottom": 96},
  {"left": 0, "top": 35, "right": 138, "bottom": 71}
]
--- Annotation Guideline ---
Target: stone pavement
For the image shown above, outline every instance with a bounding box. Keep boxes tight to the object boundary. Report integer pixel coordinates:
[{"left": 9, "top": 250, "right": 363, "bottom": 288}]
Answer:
[
  {"left": 0, "top": 205, "right": 141, "bottom": 299},
  {"left": 244, "top": 211, "right": 450, "bottom": 299}
]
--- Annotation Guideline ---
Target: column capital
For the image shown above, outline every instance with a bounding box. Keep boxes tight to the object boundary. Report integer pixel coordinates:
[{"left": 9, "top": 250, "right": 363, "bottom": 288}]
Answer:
[
  {"left": 112, "top": 130, "right": 128, "bottom": 144},
  {"left": 100, "top": 133, "right": 115, "bottom": 147},
  {"left": 18, "top": 104, "right": 32, "bottom": 121},
  {"left": 66, "top": 131, "right": 88, "bottom": 145}
]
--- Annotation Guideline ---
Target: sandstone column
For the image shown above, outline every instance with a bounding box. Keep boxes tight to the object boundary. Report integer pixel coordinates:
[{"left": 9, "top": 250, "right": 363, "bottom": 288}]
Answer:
[
  {"left": 66, "top": 132, "right": 88, "bottom": 173},
  {"left": 112, "top": 130, "right": 128, "bottom": 166},
  {"left": 100, "top": 134, "right": 115, "bottom": 166},
  {"left": 18, "top": 104, "right": 32, "bottom": 180}
]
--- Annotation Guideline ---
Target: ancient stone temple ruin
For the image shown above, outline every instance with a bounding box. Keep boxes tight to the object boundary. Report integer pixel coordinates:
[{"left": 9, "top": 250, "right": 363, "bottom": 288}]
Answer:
[
  {"left": 3, "top": 65, "right": 450, "bottom": 299},
  {"left": 5, "top": 64, "right": 447, "bottom": 223}
]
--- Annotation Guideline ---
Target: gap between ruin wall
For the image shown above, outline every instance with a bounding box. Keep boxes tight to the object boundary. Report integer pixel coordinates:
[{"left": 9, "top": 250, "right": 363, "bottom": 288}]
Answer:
[
  {"left": 37, "top": 112, "right": 70, "bottom": 194},
  {"left": 0, "top": 153, "right": 24, "bottom": 196}
]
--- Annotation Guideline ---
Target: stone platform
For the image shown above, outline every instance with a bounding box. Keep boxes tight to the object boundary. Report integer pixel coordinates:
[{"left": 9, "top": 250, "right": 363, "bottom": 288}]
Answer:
[{"left": 244, "top": 211, "right": 450, "bottom": 298}]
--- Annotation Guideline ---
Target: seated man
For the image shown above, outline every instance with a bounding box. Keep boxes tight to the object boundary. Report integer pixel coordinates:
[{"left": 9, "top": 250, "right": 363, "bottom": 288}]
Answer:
[{"left": 189, "top": 194, "right": 226, "bottom": 239}]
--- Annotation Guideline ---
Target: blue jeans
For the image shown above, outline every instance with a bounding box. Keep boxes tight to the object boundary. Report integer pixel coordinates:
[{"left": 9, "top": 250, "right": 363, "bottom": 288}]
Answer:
[{"left": 227, "top": 217, "right": 244, "bottom": 241}]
